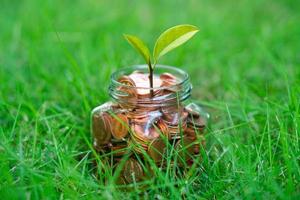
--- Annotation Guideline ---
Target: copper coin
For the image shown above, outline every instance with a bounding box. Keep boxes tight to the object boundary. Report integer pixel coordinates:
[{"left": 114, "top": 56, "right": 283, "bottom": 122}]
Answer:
[
  {"left": 160, "top": 72, "right": 178, "bottom": 86},
  {"left": 127, "top": 106, "right": 159, "bottom": 120},
  {"left": 187, "top": 116, "right": 206, "bottom": 128},
  {"left": 131, "top": 123, "right": 159, "bottom": 142},
  {"left": 110, "top": 113, "right": 129, "bottom": 140},
  {"left": 148, "top": 138, "right": 166, "bottom": 163},
  {"left": 92, "top": 113, "right": 111, "bottom": 148},
  {"left": 184, "top": 126, "right": 197, "bottom": 139},
  {"left": 175, "top": 137, "right": 196, "bottom": 164},
  {"left": 129, "top": 73, "right": 162, "bottom": 97},
  {"left": 193, "top": 144, "right": 201, "bottom": 155},
  {"left": 156, "top": 119, "right": 170, "bottom": 139},
  {"left": 132, "top": 110, "right": 162, "bottom": 125},
  {"left": 160, "top": 72, "right": 181, "bottom": 92},
  {"left": 111, "top": 143, "right": 129, "bottom": 157},
  {"left": 118, "top": 75, "right": 136, "bottom": 86},
  {"left": 116, "top": 175, "right": 127, "bottom": 185},
  {"left": 129, "top": 138, "right": 148, "bottom": 154},
  {"left": 117, "top": 75, "right": 138, "bottom": 108},
  {"left": 129, "top": 73, "right": 151, "bottom": 97},
  {"left": 131, "top": 115, "right": 149, "bottom": 125},
  {"left": 123, "top": 158, "right": 144, "bottom": 183},
  {"left": 162, "top": 106, "right": 187, "bottom": 126}
]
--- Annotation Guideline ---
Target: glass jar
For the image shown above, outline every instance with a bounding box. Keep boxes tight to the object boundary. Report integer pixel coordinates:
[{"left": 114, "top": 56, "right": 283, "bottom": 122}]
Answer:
[{"left": 91, "top": 64, "right": 208, "bottom": 184}]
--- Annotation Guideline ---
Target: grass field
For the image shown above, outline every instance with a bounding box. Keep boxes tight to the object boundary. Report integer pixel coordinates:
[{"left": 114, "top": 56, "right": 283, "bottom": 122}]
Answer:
[{"left": 1, "top": 0, "right": 300, "bottom": 199}]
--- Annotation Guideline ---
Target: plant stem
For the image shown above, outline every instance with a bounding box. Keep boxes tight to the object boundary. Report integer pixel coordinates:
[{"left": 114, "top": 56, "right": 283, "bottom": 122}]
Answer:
[{"left": 148, "top": 62, "right": 154, "bottom": 97}]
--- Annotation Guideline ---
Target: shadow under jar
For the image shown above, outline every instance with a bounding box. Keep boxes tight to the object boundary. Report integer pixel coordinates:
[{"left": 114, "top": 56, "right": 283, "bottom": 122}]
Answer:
[{"left": 91, "top": 65, "right": 208, "bottom": 184}]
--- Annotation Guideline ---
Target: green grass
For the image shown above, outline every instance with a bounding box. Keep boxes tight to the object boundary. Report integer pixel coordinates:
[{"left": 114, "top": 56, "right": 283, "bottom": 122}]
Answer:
[{"left": 1, "top": 0, "right": 300, "bottom": 199}]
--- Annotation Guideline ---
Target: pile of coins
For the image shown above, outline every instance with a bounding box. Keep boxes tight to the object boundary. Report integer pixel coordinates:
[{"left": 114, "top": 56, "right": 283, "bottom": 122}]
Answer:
[{"left": 91, "top": 71, "right": 207, "bottom": 184}]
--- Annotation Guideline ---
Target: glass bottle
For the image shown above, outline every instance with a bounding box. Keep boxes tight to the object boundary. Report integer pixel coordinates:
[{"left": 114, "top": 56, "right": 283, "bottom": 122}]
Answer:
[{"left": 91, "top": 64, "right": 208, "bottom": 184}]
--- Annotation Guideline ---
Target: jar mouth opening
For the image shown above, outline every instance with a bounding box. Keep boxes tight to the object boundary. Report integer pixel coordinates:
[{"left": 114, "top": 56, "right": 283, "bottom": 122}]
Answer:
[{"left": 110, "top": 64, "right": 190, "bottom": 90}]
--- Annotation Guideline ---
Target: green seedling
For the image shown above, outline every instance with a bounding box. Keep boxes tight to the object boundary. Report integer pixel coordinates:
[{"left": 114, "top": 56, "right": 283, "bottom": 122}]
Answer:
[{"left": 124, "top": 24, "right": 199, "bottom": 96}]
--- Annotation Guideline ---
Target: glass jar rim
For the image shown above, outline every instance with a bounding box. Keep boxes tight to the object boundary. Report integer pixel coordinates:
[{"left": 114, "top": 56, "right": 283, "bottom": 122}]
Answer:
[{"left": 110, "top": 64, "right": 190, "bottom": 90}]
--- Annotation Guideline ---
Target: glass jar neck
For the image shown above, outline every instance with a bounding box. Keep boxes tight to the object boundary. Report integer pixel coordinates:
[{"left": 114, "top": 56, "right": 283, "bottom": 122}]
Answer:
[{"left": 109, "top": 65, "right": 192, "bottom": 108}]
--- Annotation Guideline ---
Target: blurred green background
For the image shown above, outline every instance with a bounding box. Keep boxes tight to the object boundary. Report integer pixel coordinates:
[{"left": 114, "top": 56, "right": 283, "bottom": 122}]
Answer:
[{"left": 1, "top": 0, "right": 299, "bottom": 199}]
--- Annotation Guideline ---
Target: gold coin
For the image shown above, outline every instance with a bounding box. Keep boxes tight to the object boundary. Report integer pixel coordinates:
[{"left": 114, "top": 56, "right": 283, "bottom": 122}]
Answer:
[
  {"left": 110, "top": 113, "right": 129, "bottom": 140},
  {"left": 123, "top": 158, "right": 144, "bottom": 183},
  {"left": 148, "top": 138, "right": 166, "bottom": 163}
]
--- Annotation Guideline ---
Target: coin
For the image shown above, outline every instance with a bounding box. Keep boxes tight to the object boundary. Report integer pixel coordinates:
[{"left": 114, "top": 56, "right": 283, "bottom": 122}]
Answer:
[
  {"left": 160, "top": 72, "right": 181, "bottom": 92},
  {"left": 92, "top": 112, "right": 112, "bottom": 149},
  {"left": 175, "top": 137, "right": 196, "bottom": 164},
  {"left": 118, "top": 75, "right": 136, "bottom": 87},
  {"left": 162, "top": 106, "right": 188, "bottom": 138},
  {"left": 129, "top": 73, "right": 162, "bottom": 97},
  {"left": 162, "top": 105, "right": 187, "bottom": 126},
  {"left": 131, "top": 123, "right": 160, "bottom": 141},
  {"left": 160, "top": 72, "right": 178, "bottom": 87},
  {"left": 187, "top": 116, "right": 206, "bottom": 128},
  {"left": 156, "top": 119, "right": 170, "bottom": 139},
  {"left": 148, "top": 138, "right": 166, "bottom": 163},
  {"left": 110, "top": 113, "right": 129, "bottom": 140},
  {"left": 111, "top": 143, "right": 129, "bottom": 157},
  {"left": 123, "top": 158, "right": 144, "bottom": 183},
  {"left": 130, "top": 115, "right": 149, "bottom": 125},
  {"left": 117, "top": 75, "right": 138, "bottom": 108},
  {"left": 116, "top": 175, "right": 127, "bottom": 185},
  {"left": 184, "top": 126, "right": 197, "bottom": 139}
]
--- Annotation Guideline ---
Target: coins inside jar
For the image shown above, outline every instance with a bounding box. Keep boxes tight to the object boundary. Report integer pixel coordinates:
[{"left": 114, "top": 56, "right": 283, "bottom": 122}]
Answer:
[
  {"left": 109, "top": 113, "right": 129, "bottom": 140},
  {"left": 111, "top": 142, "right": 129, "bottom": 157},
  {"left": 160, "top": 72, "right": 181, "bottom": 92},
  {"left": 91, "top": 70, "right": 208, "bottom": 183},
  {"left": 148, "top": 138, "right": 166, "bottom": 163},
  {"left": 92, "top": 112, "right": 112, "bottom": 149},
  {"left": 123, "top": 158, "right": 144, "bottom": 183},
  {"left": 129, "top": 72, "right": 162, "bottom": 98},
  {"left": 175, "top": 137, "right": 197, "bottom": 165}
]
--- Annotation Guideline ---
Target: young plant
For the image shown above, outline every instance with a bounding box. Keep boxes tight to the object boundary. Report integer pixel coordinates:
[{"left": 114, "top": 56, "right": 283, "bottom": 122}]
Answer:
[{"left": 124, "top": 24, "right": 199, "bottom": 96}]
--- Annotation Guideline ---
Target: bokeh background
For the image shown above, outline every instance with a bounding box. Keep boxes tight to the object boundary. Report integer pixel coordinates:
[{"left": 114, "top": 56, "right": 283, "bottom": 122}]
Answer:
[{"left": 1, "top": 0, "right": 299, "bottom": 199}]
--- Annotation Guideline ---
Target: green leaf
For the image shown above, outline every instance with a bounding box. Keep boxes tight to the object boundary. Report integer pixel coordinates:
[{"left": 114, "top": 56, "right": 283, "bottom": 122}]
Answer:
[
  {"left": 123, "top": 34, "right": 151, "bottom": 64},
  {"left": 153, "top": 24, "right": 199, "bottom": 62}
]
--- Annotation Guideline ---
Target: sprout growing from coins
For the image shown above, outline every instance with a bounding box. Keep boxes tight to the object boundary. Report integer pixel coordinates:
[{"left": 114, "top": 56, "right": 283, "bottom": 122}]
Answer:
[
  {"left": 90, "top": 25, "right": 208, "bottom": 184},
  {"left": 124, "top": 24, "right": 199, "bottom": 96}
]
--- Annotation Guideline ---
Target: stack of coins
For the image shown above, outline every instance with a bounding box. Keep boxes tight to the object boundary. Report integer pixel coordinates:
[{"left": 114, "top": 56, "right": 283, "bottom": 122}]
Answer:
[{"left": 91, "top": 71, "right": 208, "bottom": 184}]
